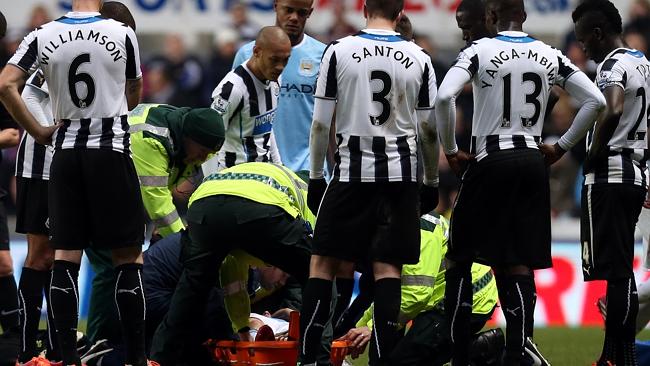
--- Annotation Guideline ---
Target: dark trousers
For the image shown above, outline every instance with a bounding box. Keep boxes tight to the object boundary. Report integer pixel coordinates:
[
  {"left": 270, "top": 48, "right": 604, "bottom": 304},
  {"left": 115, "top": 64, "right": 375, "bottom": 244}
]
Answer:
[
  {"left": 389, "top": 307, "right": 494, "bottom": 366},
  {"left": 150, "top": 195, "right": 314, "bottom": 365}
]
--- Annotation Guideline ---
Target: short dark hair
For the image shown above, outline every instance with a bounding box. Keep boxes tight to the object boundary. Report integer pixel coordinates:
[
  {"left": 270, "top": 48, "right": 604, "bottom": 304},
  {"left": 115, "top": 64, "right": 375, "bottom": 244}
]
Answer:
[
  {"left": 396, "top": 14, "right": 413, "bottom": 41},
  {"left": 572, "top": 0, "right": 622, "bottom": 35},
  {"left": 0, "top": 11, "right": 6, "bottom": 39},
  {"left": 100, "top": 1, "right": 137, "bottom": 31},
  {"left": 365, "top": 0, "right": 404, "bottom": 21},
  {"left": 457, "top": 0, "right": 485, "bottom": 17}
]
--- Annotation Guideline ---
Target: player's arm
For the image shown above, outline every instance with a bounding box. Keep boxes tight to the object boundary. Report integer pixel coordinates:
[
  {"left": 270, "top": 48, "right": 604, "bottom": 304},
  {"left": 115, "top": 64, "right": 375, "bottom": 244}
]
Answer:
[
  {"left": 211, "top": 78, "right": 243, "bottom": 130},
  {"left": 541, "top": 54, "right": 606, "bottom": 165},
  {"left": 0, "top": 65, "right": 57, "bottom": 145},
  {"left": 584, "top": 85, "right": 624, "bottom": 172},
  {"left": 308, "top": 44, "right": 338, "bottom": 213},
  {"left": 125, "top": 28, "right": 143, "bottom": 110},
  {"left": 435, "top": 65, "right": 473, "bottom": 176},
  {"left": 417, "top": 57, "right": 440, "bottom": 213}
]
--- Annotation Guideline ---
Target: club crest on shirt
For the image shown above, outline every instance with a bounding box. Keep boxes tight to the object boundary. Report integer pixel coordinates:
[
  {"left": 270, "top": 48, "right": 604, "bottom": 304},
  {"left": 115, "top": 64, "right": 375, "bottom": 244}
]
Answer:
[
  {"left": 597, "top": 70, "right": 616, "bottom": 90},
  {"left": 212, "top": 96, "right": 230, "bottom": 114},
  {"left": 298, "top": 58, "right": 316, "bottom": 77}
]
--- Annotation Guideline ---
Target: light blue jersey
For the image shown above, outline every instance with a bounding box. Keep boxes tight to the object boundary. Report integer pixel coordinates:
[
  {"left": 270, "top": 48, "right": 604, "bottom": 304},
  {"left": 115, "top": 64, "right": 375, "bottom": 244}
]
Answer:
[{"left": 233, "top": 34, "right": 326, "bottom": 172}]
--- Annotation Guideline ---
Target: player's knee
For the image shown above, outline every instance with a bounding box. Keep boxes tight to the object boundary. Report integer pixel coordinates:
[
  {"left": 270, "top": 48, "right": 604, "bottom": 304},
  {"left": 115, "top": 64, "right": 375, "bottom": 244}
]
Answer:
[{"left": 0, "top": 254, "right": 13, "bottom": 276}]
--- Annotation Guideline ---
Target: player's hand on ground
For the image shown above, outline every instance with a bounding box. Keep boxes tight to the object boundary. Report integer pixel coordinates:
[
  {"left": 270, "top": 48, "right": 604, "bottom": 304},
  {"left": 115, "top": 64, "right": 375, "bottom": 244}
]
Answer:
[
  {"left": 539, "top": 143, "right": 566, "bottom": 166},
  {"left": 338, "top": 326, "right": 371, "bottom": 359},
  {"left": 445, "top": 150, "right": 474, "bottom": 177},
  {"left": 307, "top": 178, "right": 327, "bottom": 214},
  {"left": 419, "top": 184, "right": 439, "bottom": 215},
  {"left": 34, "top": 123, "right": 61, "bottom": 146}
]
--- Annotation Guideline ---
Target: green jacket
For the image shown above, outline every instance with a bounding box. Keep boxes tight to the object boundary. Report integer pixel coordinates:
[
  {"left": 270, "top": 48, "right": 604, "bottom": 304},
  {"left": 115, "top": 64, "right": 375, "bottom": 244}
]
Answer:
[
  {"left": 129, "top": 103, "right": 201, "bottom": 237},
  {"left": 357, "top": 213, "right": 498, "bottom": 329}
]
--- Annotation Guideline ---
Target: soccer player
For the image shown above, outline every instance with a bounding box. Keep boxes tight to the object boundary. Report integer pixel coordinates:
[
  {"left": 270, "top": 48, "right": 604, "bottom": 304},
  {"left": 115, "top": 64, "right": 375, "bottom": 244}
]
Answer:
[
  {"left": 455, "top": 0, "right": 492, "bottom": 46},
  {"left": 150, "top": 162, "right": 314, "bottom": 364},
  {"left": 0, "top": 1, "right": 155, "bottom": 366},
  {"left": 299, "top": 0, "right": 440, "bottom": 363},
  {"left": 232, "top": 0, "right": 326, "bottom": 173},
  {"left": 205, "top": 26, "right": 290, "bottom": 172},
  {"left": 571, "top": 1, "right": 650, "bottom": 364},
  {"left": 435, "top": 0, "right": 606, "bottom": 364}
]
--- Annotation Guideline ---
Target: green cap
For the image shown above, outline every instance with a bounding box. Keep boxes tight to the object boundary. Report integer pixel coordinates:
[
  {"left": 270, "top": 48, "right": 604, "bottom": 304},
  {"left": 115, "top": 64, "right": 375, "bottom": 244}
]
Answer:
[{"left": 182, "top": 108, "right": 225, "bottom": 151}]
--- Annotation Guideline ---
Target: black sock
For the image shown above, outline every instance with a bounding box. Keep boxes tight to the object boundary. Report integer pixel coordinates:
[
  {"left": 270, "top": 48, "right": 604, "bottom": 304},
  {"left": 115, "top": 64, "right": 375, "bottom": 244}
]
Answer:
[
  {"left": 50, "top": 260, "right": 81, "bottom": 366},
  {"left": 444, "top": 264, "right": 473, "bottom": 366},
  {"left": 333, "top": 278, "right": 354, "bottom": 328},
  {"left": 299, "top": 278, "right": 333, "bottom": 364},
  {"left": 368, "top": 278, "right": 401, "bottom": 366},
  {"left": 603, "top": 277, "right": 638, "bottom": 366},
  {"left": 114, "top": 263, "right": 147, "bottom": 366},
  {"left": 44, "top": 270, "right": 61, "bottom": 361},
  {"left": 0, "top": 274, "right": 20, "bottom": 332},
  {"left": 497, "top": 274, "right": 535, "bottom": 366},
  {"left": 17, "top": 268, "right": 49, "bottom": 362}
]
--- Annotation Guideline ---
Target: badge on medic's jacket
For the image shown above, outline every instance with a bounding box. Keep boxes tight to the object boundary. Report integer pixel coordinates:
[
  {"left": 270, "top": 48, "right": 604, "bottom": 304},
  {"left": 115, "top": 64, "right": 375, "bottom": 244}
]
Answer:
[{"left": 299, "top": 58, "right": 316, "bottom": 77}]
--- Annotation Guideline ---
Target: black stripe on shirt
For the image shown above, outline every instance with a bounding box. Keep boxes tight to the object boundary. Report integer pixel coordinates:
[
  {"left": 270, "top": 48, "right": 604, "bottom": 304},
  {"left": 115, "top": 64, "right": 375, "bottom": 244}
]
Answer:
[
  {"left": 121, "top": 115, "right": 130, "bottom": 153},
  {"left": 31, "top": 143, "right": 46, "bottom": 179},
  {"left": 621, "top": 148, "right": 636, "bottom": 183},
  {"left": 225, "top": 152, "right": 237, "bottom": 168},
  {"left": 264, "top": 88, "right": 273, "bottom": 112},
  {"left": 324, "top": 51, "right": 338, "bottom": 99},
  {"left": 594, "top": 147, "right": 611, "bottom": 183},
  {"left": 220, "top": 81, "right": 234, "bottom": 100},
  {"left": 17, "top": 38, "right": 38, "bottom": 72},
  {"left": 333, "top": 134, "right": 342, "bottom": 178},
  {"left": 557, "top": 56, "right": 575, "bottom": 79},
  {"left": 54, "top": 120, "right": 70, "bottom": 149},
  {"left": 15, "top": 136, "right": 26, "bottom": 177},
  {"left": 372, "top": 137, "right": 389, "bottom": 182},
  {"left": 485, "top": 135, "right": 500, "bottom": 154},
  {"left": 470, "top": 136, "right": 477, "bottom": 155},
  {"left": 348, "top": 135, "right": 362, "bottom": 182},
  {"left": 621, "top": 71, "right": 628, "bottom": 88},
  {"left": 100, "top": 117, "right": 115, "bottom": 150},
  {"left": 417, "top": 63, "right": 431, "bottom": 109},
  {"left": 468, "top": 54, "right": 479, "bottom": 77},
  {"left": 396, "top": 135, "right": 412, "bottom": 182},
  {"left": 234, "top": 66, "right": 260, "bottom": 116},
  {"left": 244, "top": 136, "right": 258, "bottom": 162},
  {"left": 125, "top": 34, "right": 137, "bottom": 79},
  {"left": 512, "top": 135, "right": 528, "bottom": 149},
  {"left": 601, "top": 58, "right": 619, "bottom": 72},
  {"left": 73, "top": 118, "right": 92, "bottom": 148}
]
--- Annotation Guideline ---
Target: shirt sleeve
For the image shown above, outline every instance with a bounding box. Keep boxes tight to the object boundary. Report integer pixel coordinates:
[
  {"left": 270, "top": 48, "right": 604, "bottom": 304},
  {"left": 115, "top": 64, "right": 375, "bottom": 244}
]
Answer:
[
  {"left": 554, "top": 50, "right": 580, "bottom": 88},
  {"left": 451, "top": 45, "right": 479, "bottom": 79},
  {"left": 416, "top": 54, "right": 437, "bottom": 110},
  {"left": 211, "top": 75, "right": 244, "bottom": 130},
  {"left": 124, "top": 26, "right": 142, "bottom": 80},
  {"left": 314, "top": 42, "right": 338, "bottom": 100},
  {"left": 596, "top": 58, "right": 627, "bottom": 91},
  {"left": 8, "top": 29, "right": 40, "bottom": 75}
]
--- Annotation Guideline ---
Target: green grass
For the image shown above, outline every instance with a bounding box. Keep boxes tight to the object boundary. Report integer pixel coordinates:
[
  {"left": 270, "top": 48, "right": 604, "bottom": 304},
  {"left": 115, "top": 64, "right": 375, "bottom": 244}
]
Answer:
[{"left": 347, "top": 327, "right": 650, "bottom": 365}]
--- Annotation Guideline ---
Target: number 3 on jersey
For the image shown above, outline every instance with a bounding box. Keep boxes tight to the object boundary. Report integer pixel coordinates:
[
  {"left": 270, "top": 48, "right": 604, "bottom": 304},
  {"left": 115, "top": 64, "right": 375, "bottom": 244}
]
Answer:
[
  {"left": 369, "top": 70, "right": 391, "bottom": 126},
  {"left": 502, "top": 72, "right": 543, "bottom": 128},
  {"left": 68, "top": 53, "right": 96, "bottom": 109}
]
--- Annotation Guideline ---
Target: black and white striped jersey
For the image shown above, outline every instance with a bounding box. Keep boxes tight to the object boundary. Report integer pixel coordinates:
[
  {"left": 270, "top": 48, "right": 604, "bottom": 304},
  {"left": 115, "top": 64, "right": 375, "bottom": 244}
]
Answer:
[
  {"left": 8, "top": 12, "right": 142, "bottom": 154},
  {"left": 209, "top": 62, "right": 280, "bottom": 169},
  {"left": 453, "top": 31, "right": 579, "bottom": 161},
  {"left": 315, "top": 29, "right": 437, "bottom": 182},
  {"left": 15, "top": 70, "right": 54, "bottom": 180},
  {"left": 585, "top": 48, "right": 649, "bottom": 187}
]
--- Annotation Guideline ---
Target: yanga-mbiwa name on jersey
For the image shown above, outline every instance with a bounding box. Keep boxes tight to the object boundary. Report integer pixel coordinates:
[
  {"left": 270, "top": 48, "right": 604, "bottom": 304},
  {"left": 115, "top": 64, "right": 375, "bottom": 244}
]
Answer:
[
  {"left": 40, "top": 29, "right": 125, "bottom": 65},
  {"left": 481, "top": 48, "right": 557, "bottom": 88},
  {"left": 352, "top": 45, "right": 415, "bottom": 70}
]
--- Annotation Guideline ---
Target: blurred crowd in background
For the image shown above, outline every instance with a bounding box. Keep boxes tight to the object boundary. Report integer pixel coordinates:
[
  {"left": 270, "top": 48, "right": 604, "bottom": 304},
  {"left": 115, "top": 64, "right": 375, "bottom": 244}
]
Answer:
[{"left": 2, "top": 0, "right": 650, "bottom": 220}]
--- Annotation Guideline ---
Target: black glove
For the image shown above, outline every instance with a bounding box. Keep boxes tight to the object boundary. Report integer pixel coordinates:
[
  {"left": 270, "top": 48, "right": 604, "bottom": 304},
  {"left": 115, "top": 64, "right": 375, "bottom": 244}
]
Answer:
[
  {"left": 419, "top": 184, "right": 439, "bottom": 215},
  {"left": 307, "top": 178, "right": 328, "bottom": 214}
]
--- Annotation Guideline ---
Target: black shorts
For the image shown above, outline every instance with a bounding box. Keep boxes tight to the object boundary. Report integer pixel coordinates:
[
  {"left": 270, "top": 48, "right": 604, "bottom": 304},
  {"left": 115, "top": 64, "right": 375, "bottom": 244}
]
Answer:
[
  {"left": 312, "top": 180, "right": 420, "bottom": 265},
  {"left": 448, "top": 149, "right": 552, "bottom": 269},
  {"left": 0, "top": 198, "right": 9, "bottom": 250},
  {"left": 581, "top": 183, "right": 646, "bottom": 281},
  {"left": 16, "top": 177, "right": 49, "bottom": 235},
  {"left": 49, "top": 149, "right": 145, "bottom": 250}
]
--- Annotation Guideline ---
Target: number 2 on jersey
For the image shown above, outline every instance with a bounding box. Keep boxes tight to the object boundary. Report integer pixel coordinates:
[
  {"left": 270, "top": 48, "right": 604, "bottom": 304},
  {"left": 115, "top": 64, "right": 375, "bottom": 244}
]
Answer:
[
  {"left": 502, "top": 72, "right": 543, "bottom": 128},
  {"left": 68, "top": 53, "right": 96, "bottom": 109},
  {"left": 627, "top": 87, "right": 649, "bottom": 141},
  {"left": 369, "top": 70, "right": 392, "bottom": 126}
]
